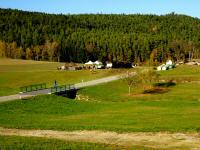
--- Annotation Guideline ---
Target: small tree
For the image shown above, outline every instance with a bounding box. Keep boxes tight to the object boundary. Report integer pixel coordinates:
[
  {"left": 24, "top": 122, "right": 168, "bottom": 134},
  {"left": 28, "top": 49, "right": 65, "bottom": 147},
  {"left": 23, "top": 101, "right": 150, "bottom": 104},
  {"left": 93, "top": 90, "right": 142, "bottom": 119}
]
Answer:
[
  {"left": 140, "top": 69, "right": 159, "bottom": 89},
  {"left": 25, "top": 47, "right": 33, "bottom": 60},
  {"left": 122, "top": 71, "right": 141, "bottom": 95},
  {"left": 0, "top": 41, "right": 6, "bottom": 58}
]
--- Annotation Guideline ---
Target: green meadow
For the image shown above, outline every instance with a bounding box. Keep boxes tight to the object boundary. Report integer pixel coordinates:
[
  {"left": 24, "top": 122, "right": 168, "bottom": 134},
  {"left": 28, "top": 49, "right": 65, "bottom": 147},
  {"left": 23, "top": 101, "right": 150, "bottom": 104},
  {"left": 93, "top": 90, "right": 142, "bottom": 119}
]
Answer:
[
  {"left": 0, "top": 59, "right": 200, "bottom": 149},
  {"left": 0, "top": 80, "right": 200, "bottom": 132},
  {"left": 0, "top": 59, "right": 121, "bottom": 96},
  {"left": 159, "top": 65, "right": 200, "bottom": 81}
]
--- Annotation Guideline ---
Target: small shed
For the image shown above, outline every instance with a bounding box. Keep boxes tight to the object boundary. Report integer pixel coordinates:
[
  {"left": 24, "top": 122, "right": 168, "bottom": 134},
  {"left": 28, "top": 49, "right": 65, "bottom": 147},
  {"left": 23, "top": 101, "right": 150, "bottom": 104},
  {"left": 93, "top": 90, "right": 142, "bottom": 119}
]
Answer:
[{"left": 106, "top": 62, "right": 113, "bottom": 68}]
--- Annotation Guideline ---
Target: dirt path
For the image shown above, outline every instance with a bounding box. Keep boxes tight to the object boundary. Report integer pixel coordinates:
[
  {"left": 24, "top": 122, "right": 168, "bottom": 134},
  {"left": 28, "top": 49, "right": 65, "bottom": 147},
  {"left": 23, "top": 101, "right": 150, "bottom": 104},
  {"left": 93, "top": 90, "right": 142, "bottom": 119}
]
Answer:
[{"left": 0, "top": 127, "right": 199, "bottom": 149}]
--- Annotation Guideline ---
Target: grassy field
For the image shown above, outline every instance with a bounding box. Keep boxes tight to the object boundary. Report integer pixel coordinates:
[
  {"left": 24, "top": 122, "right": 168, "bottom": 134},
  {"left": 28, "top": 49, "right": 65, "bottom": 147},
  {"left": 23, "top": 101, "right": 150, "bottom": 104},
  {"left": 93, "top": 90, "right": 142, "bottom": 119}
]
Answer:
[
  {"left": 0, "top": 59, "right": 200, "bottom": 149},
  {"left": 0, "top": 136, "right": 149, "bottom": 150},
  {"left": 0, "top": 59, "right": 122, "bottom": 96},
  {"left": 0, "top": 81, "right": 199, "bottom": 132},
  {"left": 1, "top": 58, "right": 199, "bottom": 96},
  {"left": 159, "top": 65, "right": 200, "bottom": 81},
  {"left": 0, "top": 60, "right": 199, "bottom": 132}
]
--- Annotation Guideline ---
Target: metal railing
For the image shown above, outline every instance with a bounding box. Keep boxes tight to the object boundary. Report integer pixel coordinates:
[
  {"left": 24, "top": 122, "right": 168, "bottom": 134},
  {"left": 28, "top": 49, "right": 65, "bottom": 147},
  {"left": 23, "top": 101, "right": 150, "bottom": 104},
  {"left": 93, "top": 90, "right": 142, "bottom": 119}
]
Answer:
[
  {"left": 50, "top": 84, "right": 75, "bottom": 94},
  {"left": 20, "top": 83, "right": 47, "bottom": 93}
]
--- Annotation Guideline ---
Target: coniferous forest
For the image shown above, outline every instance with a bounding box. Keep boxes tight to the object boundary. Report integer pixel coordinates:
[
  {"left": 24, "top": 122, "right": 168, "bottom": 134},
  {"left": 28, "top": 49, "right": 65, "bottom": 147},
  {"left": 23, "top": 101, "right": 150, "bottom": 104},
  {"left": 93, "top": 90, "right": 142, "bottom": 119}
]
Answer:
[{"left": 0, "top": 8, "right": 200, "bottom": 65}]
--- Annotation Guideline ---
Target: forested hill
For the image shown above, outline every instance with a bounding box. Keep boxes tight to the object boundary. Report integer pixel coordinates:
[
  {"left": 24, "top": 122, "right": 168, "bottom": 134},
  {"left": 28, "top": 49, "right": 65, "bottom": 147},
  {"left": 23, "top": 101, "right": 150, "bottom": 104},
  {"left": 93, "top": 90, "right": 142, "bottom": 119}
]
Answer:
[{"left": 0, "top": 8, "right": 200, "bottom": 64}]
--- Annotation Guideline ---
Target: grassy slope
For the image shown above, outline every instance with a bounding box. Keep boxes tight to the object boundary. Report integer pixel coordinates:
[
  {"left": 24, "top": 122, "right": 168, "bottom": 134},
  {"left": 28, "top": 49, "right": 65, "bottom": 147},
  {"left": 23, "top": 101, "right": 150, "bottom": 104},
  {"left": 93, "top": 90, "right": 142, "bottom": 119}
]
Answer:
[
  {"left": 0, "top": 59, "right": 121, "bottom": 96},
  {"left": 0, "top": 136, "right": 149, "bottom": 150}
]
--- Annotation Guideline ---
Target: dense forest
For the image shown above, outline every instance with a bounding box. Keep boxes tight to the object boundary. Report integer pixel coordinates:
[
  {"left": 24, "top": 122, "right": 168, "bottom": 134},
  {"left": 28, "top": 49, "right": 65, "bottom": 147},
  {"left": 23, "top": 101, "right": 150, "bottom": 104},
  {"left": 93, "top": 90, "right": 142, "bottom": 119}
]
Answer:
[{"left": 0, "top": 8, "right": 200, "bottom": 65}]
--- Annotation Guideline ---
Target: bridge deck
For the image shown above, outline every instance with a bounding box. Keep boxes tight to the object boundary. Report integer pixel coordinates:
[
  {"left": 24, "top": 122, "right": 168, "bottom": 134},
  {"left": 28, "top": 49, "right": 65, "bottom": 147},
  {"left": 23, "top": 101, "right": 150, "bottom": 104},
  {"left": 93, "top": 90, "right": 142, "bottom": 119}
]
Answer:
[{"left": 50, "top": 84, "right": 75, "bottom": 94}]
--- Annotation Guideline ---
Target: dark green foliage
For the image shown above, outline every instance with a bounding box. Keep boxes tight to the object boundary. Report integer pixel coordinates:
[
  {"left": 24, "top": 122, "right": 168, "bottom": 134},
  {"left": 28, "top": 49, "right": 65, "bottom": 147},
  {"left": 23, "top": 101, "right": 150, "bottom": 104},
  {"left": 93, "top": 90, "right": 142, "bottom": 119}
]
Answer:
[{"left": 0, "top": 8, "right": 200, "bottom": 63}]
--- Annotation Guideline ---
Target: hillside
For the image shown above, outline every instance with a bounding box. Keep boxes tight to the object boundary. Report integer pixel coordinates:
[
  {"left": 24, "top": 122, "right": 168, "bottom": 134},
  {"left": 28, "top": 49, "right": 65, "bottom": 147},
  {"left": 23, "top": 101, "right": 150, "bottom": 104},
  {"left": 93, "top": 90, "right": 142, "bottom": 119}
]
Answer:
[{"left": 0, "top": 8, "right": 200, "bottom": 64}]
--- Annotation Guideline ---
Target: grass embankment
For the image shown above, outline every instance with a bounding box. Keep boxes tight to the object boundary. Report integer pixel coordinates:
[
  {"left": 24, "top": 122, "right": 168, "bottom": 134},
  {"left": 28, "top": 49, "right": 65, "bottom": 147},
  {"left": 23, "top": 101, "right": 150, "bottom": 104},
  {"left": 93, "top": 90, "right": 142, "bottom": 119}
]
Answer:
[
  {"left": 0, "top": 59, "right": 122, "bottom": 96},
  {"left": 0, "top": 136, "right": 148, "bottom": 150}
]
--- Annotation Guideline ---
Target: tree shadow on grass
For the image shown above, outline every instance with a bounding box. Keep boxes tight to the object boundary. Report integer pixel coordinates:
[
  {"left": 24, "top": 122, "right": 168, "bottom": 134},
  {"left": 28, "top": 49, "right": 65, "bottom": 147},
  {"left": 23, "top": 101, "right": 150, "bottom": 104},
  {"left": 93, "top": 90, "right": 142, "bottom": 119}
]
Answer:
[
  {"left": 154, "top": 81, "right": 176, "bottom": 87},
  {"left": 143, "top": 81, "right": 176, "bottom": 94},
  {"left": 143, "top": 87, "right": 170, "bottom": 94}
]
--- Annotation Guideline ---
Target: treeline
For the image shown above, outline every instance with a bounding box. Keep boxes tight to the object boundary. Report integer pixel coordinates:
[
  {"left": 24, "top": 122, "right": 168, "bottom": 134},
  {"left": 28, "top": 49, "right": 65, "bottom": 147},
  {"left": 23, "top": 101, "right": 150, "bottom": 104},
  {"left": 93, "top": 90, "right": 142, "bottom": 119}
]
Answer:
[
  {"left": 0, "top": 8, "right": 200, "bottom": 64},
  {"left": 0, "top": 41, "right": 60, "bottom": 61}
]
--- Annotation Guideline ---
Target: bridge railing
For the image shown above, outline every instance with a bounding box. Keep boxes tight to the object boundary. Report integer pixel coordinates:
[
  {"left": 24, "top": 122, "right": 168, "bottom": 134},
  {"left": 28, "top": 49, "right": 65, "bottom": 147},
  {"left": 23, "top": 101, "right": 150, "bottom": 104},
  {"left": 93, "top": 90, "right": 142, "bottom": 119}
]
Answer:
[
  {"left": 51, "top": 84, "right": 75, "bottom": 94},
  {"left": 20, "top": 83, "right": 47, "bottom": 93},
  {"left": 20, "top": 83, "right": 75, "bottom": 94}
]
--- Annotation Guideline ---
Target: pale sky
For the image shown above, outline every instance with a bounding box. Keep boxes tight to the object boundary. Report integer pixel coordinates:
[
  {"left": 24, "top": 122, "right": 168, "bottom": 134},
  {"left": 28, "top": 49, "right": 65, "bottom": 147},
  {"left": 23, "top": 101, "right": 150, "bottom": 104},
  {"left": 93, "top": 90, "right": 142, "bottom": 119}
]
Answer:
[{"left": 0, "top": 0, "right": 199, "bottom": 18}]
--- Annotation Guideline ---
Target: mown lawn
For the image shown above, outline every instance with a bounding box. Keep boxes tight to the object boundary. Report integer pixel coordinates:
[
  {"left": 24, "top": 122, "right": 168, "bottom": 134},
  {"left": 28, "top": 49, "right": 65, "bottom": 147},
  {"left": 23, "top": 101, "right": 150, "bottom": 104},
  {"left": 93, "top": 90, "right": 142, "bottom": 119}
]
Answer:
[
  {"left": 0, "top": 80, "right": 199, "bottom": 132},
  {"left": 0, "top": 136, "right": 149, "bottom": 150},
  {"left": 0, "top": 60, "right": 200, "bottom": 149},
  {"left": 0, "top": 59, "right": 122, "bottom": 96},
  {"left": 0, "top": 59, "right": 200, "bottom": 132}
]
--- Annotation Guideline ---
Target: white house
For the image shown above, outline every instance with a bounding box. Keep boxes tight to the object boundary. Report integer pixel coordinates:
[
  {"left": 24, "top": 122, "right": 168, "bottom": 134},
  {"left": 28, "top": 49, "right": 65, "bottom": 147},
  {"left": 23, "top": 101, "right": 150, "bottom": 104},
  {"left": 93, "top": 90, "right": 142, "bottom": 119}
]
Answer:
[
  {"left": 94, "top": 61, "right": 104, "bottom": 69},
  {"left": 106, "top": 62, "right": 113, "bottom": 68}
]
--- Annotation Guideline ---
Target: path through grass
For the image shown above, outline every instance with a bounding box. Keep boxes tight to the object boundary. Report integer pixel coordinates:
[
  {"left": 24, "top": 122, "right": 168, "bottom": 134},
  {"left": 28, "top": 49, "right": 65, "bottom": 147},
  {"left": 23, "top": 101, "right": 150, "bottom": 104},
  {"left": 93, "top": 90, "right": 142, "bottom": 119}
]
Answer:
[
  {"left": 0, "top": 82, "right": 199, "bottom": 132},
  {"left": 0, "top": 59, "right": 122, "bottom": 96}
]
